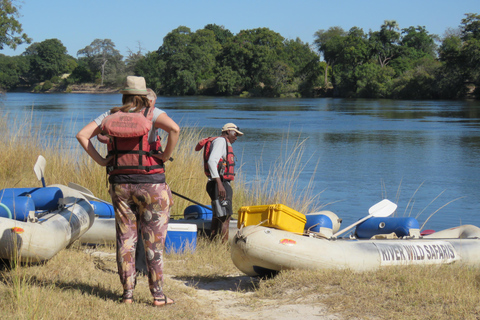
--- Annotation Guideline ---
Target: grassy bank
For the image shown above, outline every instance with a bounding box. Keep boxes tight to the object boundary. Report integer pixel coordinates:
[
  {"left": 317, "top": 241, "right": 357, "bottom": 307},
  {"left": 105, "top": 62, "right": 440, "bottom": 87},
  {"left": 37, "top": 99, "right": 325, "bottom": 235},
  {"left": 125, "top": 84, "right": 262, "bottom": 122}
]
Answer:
[{"left": 2, "top": 114, "right": 480, "bottom": 319}]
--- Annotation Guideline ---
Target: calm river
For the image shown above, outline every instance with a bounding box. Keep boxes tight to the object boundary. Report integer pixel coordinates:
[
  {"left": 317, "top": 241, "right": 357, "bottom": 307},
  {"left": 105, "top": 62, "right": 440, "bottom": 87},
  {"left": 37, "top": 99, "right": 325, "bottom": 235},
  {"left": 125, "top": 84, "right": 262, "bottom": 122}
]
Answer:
[{"left": 2, "top": 93, "right": 480, "bottom": 232}]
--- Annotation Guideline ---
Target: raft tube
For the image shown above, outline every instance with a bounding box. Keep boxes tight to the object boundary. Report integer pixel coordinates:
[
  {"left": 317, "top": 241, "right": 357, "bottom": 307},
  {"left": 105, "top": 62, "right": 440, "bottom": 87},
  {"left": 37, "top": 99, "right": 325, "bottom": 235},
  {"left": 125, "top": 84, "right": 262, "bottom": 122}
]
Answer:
[
  {"left": 231, "top": 225, "right": 480, "bottom": 277},
  {"left": 0, "top": 184, "right": 95, "bottom": 263}
]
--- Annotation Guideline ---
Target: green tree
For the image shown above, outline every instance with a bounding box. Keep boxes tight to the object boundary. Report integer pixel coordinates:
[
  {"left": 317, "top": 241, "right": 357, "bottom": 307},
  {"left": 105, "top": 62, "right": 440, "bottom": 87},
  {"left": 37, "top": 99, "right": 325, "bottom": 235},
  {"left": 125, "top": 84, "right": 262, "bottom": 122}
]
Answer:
[
  {"left": 204, "top": 24, "right": 233, "bottom": 45},
  {"left": 69, "top": 58, "right": 93, "bottom": 83},
  {"left": 282, "top": 38, "right": 320, "bottom": 76},
  {"left": 77, "top": 39, "right": 123, "bottom": 85},
  {"left": 461, "top": 13, "right": 480, "bottom": 41},
  {"left": 355, "top": 63, "right": 395, "bottom": 98},
  {"left": 157, "top": 26, "right": 221, "bottom": 95},
  {"left": 134, "top": 51, "right": 163, "bottom": 92},
  {"left": 214, "top": 65, "right": 241, "bottom": 95},
  {"left": 400, "top": 26, "right": 437, "bottom": 57},
  {"left": 437, "top": 32, "right": 468, "bottom": 99},
  {"left": 392, "top": 58, "right": 441, "bottom": 99},
  {"left": 334, "top": 27, "right": 371, "bottom": 97},
  {"left": 157, "top": 26, "right": 194, "bottom": 95},
  {"left": 0, "top": 0, "right": 31, "bottom": 50},
  {"left": 438, "top": 13, "right": 480, "bottom": 99},
  {"left": 189, "top": 28, "right": 222, "bottom": 89},
  {"left": 369, "top": 20, "right": 401, "bottom": 67},
  {"left": 23, "top": 38, "right": 70, "bottom": 82},
  {"left": 390, "top": 26, "right": 438, "bottom": 75},
  {"left": 313, "top": 26, "right": 346, "bottom": 88},
  {"left": 219, "top": 27, "right": 285, "bottom": 95},
  {"left": 125, "top": 41, "right": 145, "bottom": 74},
  {"left": 0, "top": 53, "right": 28, "bottom": 89},
  {"left": 438, "top": 28, "right": 462, "bottom": 65},
  {"left": 460, "top": 13, "right": 480, "bottom": 97},
  {"left": 298, "top": 59, "right": 326, "bottom": 97},
  {"left": 282, "top": 38, "right": 321, "bottom": 97}
]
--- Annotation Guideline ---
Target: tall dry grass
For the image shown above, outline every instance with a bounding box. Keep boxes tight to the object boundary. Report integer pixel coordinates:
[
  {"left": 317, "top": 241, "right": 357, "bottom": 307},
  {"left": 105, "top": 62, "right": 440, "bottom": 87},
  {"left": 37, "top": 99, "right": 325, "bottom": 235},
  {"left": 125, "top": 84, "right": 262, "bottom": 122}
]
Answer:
[{"left": 237, "top": 132, "right": 322, "bottom": 214}]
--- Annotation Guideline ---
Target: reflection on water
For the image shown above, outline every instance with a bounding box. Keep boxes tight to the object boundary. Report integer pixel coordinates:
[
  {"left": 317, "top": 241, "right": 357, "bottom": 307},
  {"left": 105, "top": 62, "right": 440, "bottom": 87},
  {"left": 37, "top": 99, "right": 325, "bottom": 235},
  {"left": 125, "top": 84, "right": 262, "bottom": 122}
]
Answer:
[{"left": 2, "top": 93, "right": 480, "bottom": 231}]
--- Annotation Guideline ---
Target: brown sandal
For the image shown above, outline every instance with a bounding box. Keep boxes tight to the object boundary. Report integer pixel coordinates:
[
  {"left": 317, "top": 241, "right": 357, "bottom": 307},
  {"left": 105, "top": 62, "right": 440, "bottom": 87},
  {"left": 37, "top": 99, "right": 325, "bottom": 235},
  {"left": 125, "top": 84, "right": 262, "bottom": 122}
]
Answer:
[{"left": 153, "top": 295, "right": 175, "bottom": 307}]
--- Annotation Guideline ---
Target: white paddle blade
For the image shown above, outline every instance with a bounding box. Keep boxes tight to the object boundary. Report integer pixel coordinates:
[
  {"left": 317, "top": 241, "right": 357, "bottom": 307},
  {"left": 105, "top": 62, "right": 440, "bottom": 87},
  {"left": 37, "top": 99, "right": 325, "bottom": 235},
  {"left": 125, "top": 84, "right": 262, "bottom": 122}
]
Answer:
[
  {"left": 68, "top": 182, "right": 112, "bottom": 205},
  {"left": 68, "top": 182, "right": 94, "bottom": 196},
  {"left": 368, "top": 199, "right": 397, "bottom": 217},
  {"left": 33, "top": 155, "right": 46, "bottom": 181},
  {"left": 332, "top": 199, "right": 397, "bottom": 238}
]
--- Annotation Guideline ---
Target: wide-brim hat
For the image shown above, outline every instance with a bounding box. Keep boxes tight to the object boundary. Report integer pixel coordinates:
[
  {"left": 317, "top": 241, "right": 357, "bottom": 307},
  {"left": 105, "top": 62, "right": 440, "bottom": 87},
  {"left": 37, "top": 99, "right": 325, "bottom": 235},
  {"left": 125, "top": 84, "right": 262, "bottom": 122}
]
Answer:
[
  {"left": 119, "top": 76, "right": 148, "bottom": 95},
  {"left": 222, "top": 123, "right": 243, "bottom": 136}
]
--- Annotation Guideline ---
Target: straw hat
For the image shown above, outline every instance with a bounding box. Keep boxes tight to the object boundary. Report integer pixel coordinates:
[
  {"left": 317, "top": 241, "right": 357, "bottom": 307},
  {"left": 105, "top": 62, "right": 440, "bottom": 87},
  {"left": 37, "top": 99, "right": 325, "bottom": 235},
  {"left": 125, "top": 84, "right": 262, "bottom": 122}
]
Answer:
[
  {"left": 119, "top": 76, "right": 148, "bottom": 95},
  {"left": 222, "top": 123, "right": 244, "bottom": 136}
]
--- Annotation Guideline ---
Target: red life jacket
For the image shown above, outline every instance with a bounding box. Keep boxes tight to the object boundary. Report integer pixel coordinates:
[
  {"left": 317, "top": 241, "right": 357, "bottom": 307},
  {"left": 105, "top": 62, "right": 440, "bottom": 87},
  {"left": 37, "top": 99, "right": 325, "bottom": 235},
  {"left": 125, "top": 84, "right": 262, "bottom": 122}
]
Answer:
[
  {"left": 195, "top": 136, "right": 235, "bottom": 181},
  {"left": 100, "top": 107, "right": 165, "bottom": 175}
]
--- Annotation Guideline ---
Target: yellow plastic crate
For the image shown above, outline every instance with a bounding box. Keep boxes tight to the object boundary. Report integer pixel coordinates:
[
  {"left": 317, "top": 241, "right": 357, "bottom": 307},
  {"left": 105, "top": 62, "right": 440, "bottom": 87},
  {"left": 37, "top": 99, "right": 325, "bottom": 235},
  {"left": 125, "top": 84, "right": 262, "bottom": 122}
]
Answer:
[{"left": 237, "top": 204, "right": 306, "bottom": 233}]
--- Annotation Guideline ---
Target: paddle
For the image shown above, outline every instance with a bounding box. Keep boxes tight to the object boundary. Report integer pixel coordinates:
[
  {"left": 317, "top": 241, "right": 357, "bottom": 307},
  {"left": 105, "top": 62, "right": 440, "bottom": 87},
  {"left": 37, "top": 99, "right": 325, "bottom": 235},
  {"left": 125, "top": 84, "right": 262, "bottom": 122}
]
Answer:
[
  {"left": 33, "top": 155, "right": 47, "bottom": 187},
  {"left": 331, "top": 199, "right": 397, "bottom": 238},
  {"left": 67, "top": 182, "right": 113, "bottom": 205},
  {"left": 67, "top": 182, "right": 210, "bottom": 211},
  {"left": 171, "top": 191, "right": 211, "bottom": 211}
]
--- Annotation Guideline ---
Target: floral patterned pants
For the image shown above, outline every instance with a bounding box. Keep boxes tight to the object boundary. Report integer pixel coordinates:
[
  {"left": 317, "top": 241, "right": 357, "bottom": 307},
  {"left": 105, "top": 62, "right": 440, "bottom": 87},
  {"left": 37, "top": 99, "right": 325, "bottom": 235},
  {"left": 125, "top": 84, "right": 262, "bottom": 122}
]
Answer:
[{"left": 109, "top": 183, "right": 173, "bottom": 300}]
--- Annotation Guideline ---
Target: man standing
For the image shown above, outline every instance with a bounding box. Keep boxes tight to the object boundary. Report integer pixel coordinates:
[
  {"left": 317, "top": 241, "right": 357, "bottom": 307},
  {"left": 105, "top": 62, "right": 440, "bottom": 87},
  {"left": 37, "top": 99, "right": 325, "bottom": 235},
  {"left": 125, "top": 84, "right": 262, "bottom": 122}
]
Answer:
[{"left": 196, "top": 123, "right": 243, "bottom": 242}]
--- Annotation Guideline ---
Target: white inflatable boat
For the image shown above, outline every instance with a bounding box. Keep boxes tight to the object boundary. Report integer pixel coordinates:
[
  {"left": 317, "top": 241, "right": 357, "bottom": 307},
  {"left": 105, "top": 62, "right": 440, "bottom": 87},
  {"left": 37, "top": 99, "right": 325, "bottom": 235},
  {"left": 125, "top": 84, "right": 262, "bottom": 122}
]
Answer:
[
  {"left": 231, "top": 224, "right": 480, "bottom": 277},
  {"left": 77, "top": 199, "right": 237, "bottom": 245},
  {"left": 231, "top": 201, "right": 480, "bottom": 276},
  {"left": 0, "top": 184, "right": 95, "bottom": 263}
]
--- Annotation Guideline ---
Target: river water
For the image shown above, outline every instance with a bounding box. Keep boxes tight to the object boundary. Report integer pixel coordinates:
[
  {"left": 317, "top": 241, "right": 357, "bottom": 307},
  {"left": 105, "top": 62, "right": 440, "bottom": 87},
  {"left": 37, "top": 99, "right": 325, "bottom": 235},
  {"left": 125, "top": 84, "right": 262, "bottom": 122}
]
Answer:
[{"left": 2, "top": 93, "right": 480, "bottom": 232}]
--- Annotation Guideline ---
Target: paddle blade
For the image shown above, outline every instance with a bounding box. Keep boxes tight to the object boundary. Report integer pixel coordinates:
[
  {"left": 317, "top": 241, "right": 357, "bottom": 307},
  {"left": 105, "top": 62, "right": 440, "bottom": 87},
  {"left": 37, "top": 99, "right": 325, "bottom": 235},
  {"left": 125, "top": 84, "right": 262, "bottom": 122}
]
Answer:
[
  {"left": 33, "top": 155, "right": 46, "bottom": 187},
  {"left": 332, "top": 199, "right": 397, "bottom": 238},
  {"left": 67, "top": 182, "right": 112, "bottom": 205},
  {"left": 368, "top": 199, "right": 397, "bottom": 217},
  {"left": 68, "top": 182, "right": 94, "bottom": 196}
]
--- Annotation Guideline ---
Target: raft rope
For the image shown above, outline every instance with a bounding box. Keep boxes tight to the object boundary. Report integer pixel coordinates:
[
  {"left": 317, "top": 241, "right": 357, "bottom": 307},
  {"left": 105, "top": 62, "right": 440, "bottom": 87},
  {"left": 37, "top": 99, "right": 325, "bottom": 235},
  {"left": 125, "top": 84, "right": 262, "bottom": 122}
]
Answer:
[{"left": 0, "top": 203, "right": 12, "bottom": 219}]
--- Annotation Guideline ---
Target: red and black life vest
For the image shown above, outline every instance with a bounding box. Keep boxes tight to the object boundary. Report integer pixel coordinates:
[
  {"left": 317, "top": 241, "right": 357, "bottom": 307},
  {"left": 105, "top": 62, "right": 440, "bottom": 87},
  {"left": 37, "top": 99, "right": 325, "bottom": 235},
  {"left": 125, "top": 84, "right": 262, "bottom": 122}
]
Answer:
[
  {"left": 100, "top": 107, "right": 165, "bottom": 175},
  {"left": 195, "top": 136, "right": 235, "bottom": 181}
]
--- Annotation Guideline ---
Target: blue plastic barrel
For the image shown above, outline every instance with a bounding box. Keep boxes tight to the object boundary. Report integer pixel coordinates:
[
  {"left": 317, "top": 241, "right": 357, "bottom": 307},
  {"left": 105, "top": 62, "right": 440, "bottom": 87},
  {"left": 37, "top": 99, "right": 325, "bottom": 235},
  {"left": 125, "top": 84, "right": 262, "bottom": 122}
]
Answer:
[
  {"left": 183, "top": 204, "right": 212, "bottom": 220},
  {"left": 0, "top": 196, "right": 35, "bottom": 221},
  {"left": 90, "top": 200, "right": 115, "bottom": 219},
  {"left": 355, "top": 217, "right": 420, "bottom": 238},
  {"left": 0, "top": 187, "right": 63, "bottom": 211},
  {"left": 305, "top": 213, "right": 333, "bottom": 233}
]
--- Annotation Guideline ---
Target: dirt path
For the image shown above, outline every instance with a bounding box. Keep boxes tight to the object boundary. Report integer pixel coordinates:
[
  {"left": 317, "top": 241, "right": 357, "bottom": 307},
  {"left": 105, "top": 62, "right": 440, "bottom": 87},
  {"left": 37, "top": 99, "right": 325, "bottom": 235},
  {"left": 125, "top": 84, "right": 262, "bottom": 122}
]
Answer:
[
  {"left": 173, "top": 274, "right": 342, "bottom": 320},
  {"left": 89, "top": 250, "right": 342, "bottom": 319}
]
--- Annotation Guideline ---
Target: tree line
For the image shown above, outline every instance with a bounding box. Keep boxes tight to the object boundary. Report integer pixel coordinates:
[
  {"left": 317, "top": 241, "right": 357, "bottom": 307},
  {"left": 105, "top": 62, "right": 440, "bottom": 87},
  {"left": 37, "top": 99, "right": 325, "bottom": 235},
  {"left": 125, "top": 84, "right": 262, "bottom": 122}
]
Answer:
[{"left": 0, "top": 2, "right": 478, "bottom": 99}]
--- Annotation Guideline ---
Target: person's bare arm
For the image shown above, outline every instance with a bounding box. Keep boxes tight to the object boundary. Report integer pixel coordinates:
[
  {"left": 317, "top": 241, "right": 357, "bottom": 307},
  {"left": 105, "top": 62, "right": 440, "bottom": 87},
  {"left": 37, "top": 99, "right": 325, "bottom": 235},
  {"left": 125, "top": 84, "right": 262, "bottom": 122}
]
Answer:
[
  {"left": 154, "top": 113, "right": 180, "bottom": 162},
  {"left": 76, "top": 121, "right": 112, "bottom": 166}
]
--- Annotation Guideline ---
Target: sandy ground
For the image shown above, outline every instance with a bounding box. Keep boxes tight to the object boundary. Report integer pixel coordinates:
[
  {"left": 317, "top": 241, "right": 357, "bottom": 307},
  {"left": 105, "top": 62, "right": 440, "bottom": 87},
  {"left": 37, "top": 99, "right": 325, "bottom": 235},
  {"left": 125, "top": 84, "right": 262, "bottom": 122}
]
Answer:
[
  {"left": 90, "top": 250, "right": 342, "bottom": 319},
  {"left": 176, "top": 274, "right": 343, "bottom": 320}
]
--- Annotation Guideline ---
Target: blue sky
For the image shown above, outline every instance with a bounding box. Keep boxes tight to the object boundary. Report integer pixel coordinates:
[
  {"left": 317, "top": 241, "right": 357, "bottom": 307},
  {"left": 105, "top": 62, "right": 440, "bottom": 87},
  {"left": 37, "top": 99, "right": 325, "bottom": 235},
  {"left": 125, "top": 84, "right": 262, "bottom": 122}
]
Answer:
[{"left": 2, "top": 0, "right": 478, "bottom": 58}]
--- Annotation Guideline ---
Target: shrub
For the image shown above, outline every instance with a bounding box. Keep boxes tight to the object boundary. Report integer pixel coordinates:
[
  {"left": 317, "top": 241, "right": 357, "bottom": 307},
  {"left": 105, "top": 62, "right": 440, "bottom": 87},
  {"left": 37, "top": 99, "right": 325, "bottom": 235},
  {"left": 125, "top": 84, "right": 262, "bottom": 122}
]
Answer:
[{"left": 42, "top": 80, "right": 53, "bottom": 91}]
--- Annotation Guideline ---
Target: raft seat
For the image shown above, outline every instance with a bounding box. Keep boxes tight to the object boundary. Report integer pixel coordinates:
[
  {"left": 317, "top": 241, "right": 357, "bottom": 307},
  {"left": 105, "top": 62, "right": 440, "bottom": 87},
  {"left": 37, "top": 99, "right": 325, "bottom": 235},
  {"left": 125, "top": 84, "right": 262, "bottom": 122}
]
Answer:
[
  {"left": 355, "top": 217, "right": 421, "bottom": 239},
  {"left": 0, "top": 187, "right": 64, "bottom": 221},
  {"left": 304, "top": 211, "right": 342, "bottom": 238}
]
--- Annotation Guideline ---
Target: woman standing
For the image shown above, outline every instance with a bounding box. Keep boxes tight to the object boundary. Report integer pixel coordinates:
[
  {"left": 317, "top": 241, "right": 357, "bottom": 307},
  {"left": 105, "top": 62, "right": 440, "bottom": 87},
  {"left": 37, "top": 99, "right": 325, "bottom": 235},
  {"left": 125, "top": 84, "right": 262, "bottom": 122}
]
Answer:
[{"left": 76, "top": 76, "right": 179, "bottom": 307}]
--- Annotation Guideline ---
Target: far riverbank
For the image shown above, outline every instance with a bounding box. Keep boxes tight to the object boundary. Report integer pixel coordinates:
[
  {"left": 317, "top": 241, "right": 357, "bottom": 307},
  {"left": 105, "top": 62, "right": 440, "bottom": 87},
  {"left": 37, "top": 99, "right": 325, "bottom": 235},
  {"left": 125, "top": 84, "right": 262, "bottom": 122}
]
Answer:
[{"left": 3, "top": 83, "right": 120, "bottom": 94}]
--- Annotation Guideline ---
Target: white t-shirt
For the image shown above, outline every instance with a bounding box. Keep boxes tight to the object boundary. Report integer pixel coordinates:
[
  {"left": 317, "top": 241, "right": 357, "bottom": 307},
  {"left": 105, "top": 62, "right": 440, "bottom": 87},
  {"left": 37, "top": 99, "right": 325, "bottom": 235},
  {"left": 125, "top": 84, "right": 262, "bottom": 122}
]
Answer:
[
  {"left": 207, "top": 137, "right": 228, "bottom": 179},
  {"left": 94, "top": 108, "right": 165, "bottom": 144}
]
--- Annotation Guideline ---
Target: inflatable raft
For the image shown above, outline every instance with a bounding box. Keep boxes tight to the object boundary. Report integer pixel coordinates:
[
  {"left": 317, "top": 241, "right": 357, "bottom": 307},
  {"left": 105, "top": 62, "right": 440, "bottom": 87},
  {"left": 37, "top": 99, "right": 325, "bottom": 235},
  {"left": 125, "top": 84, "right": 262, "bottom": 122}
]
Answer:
[
  {"left": 231, "top": 204, "right": 480, "bottom": 277},
  {"left": 79, "top": 203, "right": 238, "bottom": 244},
  {"left": 0, "top": 184, "right": 95, "bottom": 263}
]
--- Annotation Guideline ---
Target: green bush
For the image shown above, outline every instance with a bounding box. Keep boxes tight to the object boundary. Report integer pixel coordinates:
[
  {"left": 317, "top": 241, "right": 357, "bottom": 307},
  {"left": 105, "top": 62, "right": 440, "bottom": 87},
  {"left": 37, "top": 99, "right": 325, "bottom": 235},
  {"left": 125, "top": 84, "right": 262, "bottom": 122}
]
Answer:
[
  {"left": 50, "top": 76, "right": 60, "bottom": 84},
  {"left": 42, "top": 80, "right": 53, "bottom": 91}
]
